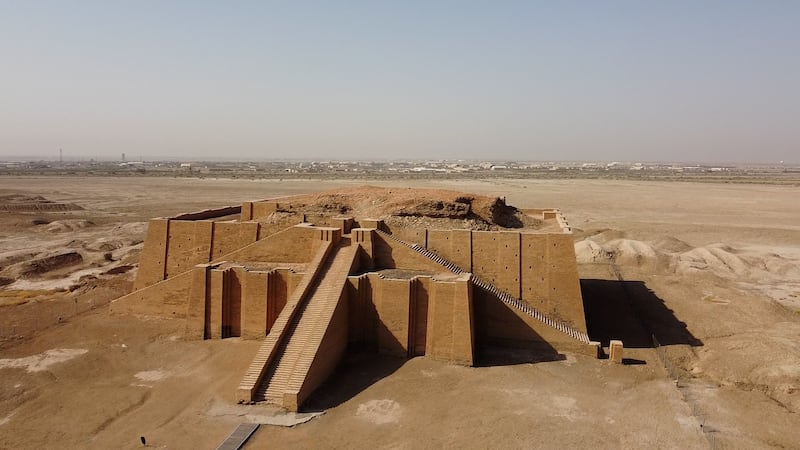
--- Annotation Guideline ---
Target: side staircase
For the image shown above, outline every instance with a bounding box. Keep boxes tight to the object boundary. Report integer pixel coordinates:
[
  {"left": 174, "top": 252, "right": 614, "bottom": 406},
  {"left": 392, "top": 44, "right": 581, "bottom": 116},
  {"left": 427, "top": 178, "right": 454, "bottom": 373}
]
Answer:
[
  {"left": 375, "top": 229, "right": 590, "bottom": 343},
  {"left": 237, "top": 239, "right": 358, "bottom": 410}
]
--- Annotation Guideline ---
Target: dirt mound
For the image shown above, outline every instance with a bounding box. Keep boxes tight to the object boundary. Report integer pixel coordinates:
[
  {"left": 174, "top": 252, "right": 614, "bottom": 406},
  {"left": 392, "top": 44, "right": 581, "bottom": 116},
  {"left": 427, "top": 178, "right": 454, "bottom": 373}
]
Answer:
[
  {"left": 576, "top": 233, "right": 662, "bottom": 268},
  {"left": 607, "top": 239, "right": 659, "bottom": 261},
  {"left": 760, "top": 255, "right": 800, "bottom": 278},
  {"left": 396, "top": 199, "right": 471, "bottom": 219},
  {"left": 585, "top": 229, "right": 626, "bottom": 244},
  {"left": 269, "top": 186, "right": 538, "bottom": 230},
  {"left": 103, "top": 265, "right": 135, "bottom": 275},
  {"left": 574, "top": 240, "right": 608, "bottom": 264},
  {"left": 84, "top": 238, "right": 126, "bottom": 253},
  {"left": 483, "top": 198, "right": 528, "bottom": 228},
  {"left": 110, "top": 222, "right": 148, "bottom": 237},
  {"left": 577, "top": 236, "right": 752, "bottom": 276},
  {"left": 0, "top": 218, "right": 146, "bottom": 290},
  {"left": 43, "top": 220, "right": 95, "bottom": 233},
  {"left": 652, "top": 236, "right": 694, "bottom": 253},
  {"left": 20, "top": 252, "right": 83, "bottom": 277},
  {"left": 599, "top": 239, "right": 664, "bottom": 271},
  {"left": 577, "top": 234, "right": 800, "bottom": 284},
  {"left": 677, "top": 246, "right": 751, "bottom": 277},
  {"left": 0, "top": 194, "right": 83, "bottom": 212},
  {"left": 0, "top": 251, "right": 38, "bottom": 269}
]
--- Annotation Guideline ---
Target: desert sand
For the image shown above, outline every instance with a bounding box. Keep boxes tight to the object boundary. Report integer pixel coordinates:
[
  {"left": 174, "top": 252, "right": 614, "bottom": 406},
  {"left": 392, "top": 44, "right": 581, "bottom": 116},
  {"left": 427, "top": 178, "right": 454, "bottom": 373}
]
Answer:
[{"left": 0, "top": 176, "right": 798, "bottom": 449}]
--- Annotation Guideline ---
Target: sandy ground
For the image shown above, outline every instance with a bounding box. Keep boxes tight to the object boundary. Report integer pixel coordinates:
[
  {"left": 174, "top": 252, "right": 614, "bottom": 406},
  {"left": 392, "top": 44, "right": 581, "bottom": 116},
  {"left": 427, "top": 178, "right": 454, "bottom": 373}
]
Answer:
[{"left": 0, "top": 176, "right": 798, "bottom": 449}]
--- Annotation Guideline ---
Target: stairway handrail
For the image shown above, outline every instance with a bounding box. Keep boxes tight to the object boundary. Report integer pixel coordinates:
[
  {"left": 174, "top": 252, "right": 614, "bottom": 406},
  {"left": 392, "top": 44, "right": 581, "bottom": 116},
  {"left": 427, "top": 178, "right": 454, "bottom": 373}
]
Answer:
[{"left": 375, "top": 229, "right": 589, "bottom": 343}]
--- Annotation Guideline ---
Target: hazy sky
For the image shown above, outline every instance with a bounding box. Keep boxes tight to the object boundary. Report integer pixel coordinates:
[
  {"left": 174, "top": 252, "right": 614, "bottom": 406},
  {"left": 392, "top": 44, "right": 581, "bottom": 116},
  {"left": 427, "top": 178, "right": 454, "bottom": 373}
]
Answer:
[{"left": 1, "top": 1, "right": 798, "bottom": 163}]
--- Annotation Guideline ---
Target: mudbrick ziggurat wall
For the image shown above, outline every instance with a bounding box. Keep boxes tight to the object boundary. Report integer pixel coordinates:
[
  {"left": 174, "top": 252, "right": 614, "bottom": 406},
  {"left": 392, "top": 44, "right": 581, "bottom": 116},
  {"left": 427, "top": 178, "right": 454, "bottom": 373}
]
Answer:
[{"left": 112, "top": 193, "right": 592, "bottom": 411}]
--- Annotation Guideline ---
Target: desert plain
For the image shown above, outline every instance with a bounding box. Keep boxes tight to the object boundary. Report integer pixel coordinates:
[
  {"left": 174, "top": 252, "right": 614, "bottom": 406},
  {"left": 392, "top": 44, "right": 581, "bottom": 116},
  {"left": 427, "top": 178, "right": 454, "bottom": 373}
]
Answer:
[{"left": 0, "top": 175, "right": 798, "bottom": 449}]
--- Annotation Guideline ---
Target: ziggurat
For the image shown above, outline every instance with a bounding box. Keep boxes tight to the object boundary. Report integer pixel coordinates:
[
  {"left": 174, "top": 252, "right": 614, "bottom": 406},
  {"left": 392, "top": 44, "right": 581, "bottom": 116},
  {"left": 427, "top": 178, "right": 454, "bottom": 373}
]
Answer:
[{"left": 112, "top": 187, "right": 593, "bottom": 411}]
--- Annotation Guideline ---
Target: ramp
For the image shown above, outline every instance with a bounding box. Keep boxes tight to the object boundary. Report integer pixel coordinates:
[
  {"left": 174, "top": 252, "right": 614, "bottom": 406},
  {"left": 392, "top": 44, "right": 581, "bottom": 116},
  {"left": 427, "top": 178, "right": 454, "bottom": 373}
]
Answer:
[{"left": 215, "top": 423, "right": 259, "bottom": 450}]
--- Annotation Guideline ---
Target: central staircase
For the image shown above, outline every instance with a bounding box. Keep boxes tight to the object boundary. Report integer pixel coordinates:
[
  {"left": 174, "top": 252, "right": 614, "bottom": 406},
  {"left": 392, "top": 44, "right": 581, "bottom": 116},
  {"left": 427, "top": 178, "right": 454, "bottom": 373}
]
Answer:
[{"left": 237, "top": 239, "right": 358, "bottom": 410}]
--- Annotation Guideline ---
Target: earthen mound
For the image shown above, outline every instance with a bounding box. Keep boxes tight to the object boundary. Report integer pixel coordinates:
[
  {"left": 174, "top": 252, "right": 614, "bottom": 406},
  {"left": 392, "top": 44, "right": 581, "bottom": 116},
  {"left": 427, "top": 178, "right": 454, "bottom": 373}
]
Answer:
[
  {"left": 270, "top": 186, "right": 540, "bottom": 230},
  {"left": 395, "top": 199, "right": 471, "bottom": 219},
  {"left": 574, "top": 240, "right": 608, "bottom": 264},
  {"left": 652, "top": 236, "right": 694, "bottom": 253},
  {"left": 585, "top": 229, "right": 626, "bottom": 244},
  {"left": 111, "top": 222, "right": 148, "bottom": 236},
  {"left": 20, "top": 252, "right": 84, "bottom": 277},
  {"left": 103, "top": 265, "right": 135, "bottom": 275},
  {"left": 576, "top": 236, "right": 661, "bottom": 267},
  {"left": 677, "top": 246, "right": 751, "bottom": 277},
  {"left": 761, "top": 255, "right": 800, "bottom": 278},
  {"left": 607, "top": 239, "right": 659, "bottom": 262},
  {"left": 0, "top": 194, "right": 83, "bottom": 212},
  {"left": 0, "top": 250, "right": 39, "bottom": 268},
  {"left": 578, "top": 234, "right": 800, "bottom": 285},
  {"left": 84, "top": 239, "right": 126, "bottom": 253},
  {"left": 44, "top": 220, "right": 95, "bottom": 233},
  {"left": 576, "top": 237, "right": 665, "bottom": 270}
]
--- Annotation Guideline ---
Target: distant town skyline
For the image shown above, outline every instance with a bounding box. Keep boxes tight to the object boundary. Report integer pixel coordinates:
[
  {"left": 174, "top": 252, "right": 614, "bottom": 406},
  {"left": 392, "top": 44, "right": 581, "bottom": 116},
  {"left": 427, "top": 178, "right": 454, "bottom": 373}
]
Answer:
[
  {"left": 1, "top": 2, "right": 798, "bottom": 164},
  {"left": 0, "top": 153, "right": 794, "bottom": 165}
]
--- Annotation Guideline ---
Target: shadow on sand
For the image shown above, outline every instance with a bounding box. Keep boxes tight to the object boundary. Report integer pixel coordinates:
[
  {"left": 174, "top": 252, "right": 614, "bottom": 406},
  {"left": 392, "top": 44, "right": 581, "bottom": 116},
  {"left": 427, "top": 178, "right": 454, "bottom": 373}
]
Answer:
[
  {"left": 473, "top": 288, "right": 567, "bottom": 366},
  {"left": 475, "top": 344, "right": 566, "bottom": 367},
  {"left": 308, "top": 279, "right": 689, "bottom": 411},
  {"left": 302, "top": 352, "right": 407, "bottom": 412},
  {"left": 305, "top": 290, "right": 568, "bottom": 411},
  {"left": 580, "top": 279, "right": 703, "bottom": 348}
]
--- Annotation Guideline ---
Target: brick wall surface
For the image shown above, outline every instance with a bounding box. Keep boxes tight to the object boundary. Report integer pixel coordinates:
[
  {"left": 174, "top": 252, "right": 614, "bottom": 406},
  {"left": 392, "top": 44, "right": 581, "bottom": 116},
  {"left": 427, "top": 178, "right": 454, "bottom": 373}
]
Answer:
[
  {"left": 240, "top": 269, "right": 269, "bottom": 339},
  {"left": 471, "top": 231, "right": 521, "bottom": 298},
  {"left": 112, "top": 269, "right": 194, "bottom": 317},
  {"left": 133, "top": 218, "right": 169, "bottom": 289},
  {"left": 211, "top": 222, "right": 259, "bottom": 260},
  {"left": 209, "top": 269, "right": 225, "bottom": 339},
  {"left": 214, "top": 226, "right": 319, "bottom": 264},
  {"left": 371, "top": 275, "right": 411, "bottom": 357},
  {"left": 387, "top": 226, "right": 427, "bottom": 247},
  {"left": 372, "top": 234, "right": 445, "bottom": 272},
  {"left": 185, "top": 265, "right": 210, "bottom": 339},
  {"left": 251, "top": 201, "right": 278, "bottom": 220},
  {"left": 165, "top": 221, "right": 213, "bottom": 278},
  {"left": 427, "top": 229, "right": 471, "bottom": 270},
  {"left": 411, "top": 278, "right": 429, "bottom": 356}
]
